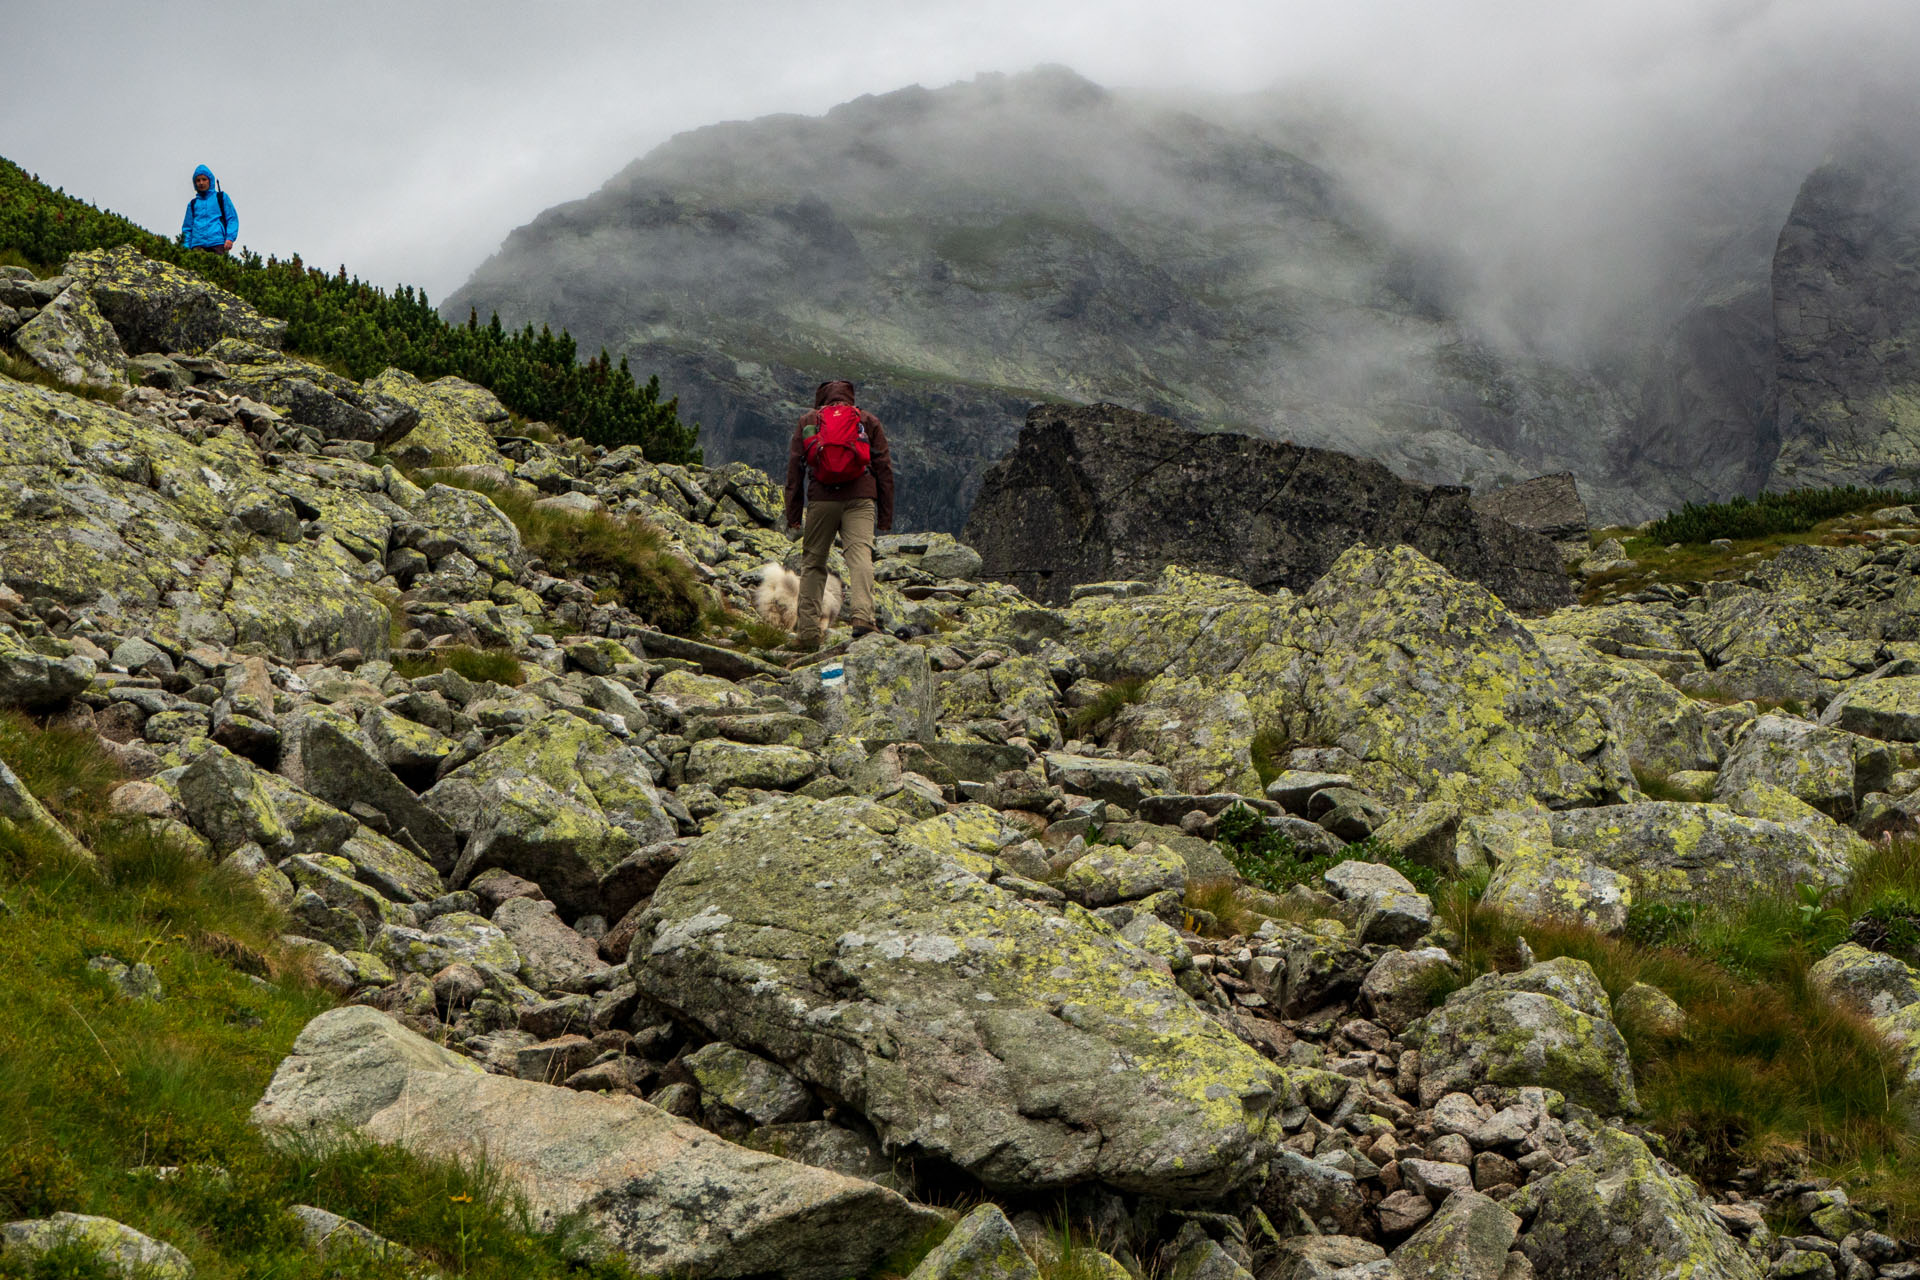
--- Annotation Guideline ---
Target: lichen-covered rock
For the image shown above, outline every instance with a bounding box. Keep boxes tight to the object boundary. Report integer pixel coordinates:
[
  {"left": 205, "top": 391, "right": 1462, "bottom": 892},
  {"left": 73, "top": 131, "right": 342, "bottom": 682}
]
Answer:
[
  {"left": 176, "top": 744, "right": 294, "bottom": 856},
  {"left": 1275, "top": 546, "right": 1634, "bottom": 812},
  {"left": 0, "top": 1212, "right": 191, "bottom": 1278},
  {"left": 393, "top": 482, "right": 525, "bottom": 578},
  {"left": 1059, "top": 840, "right": 1187, "bottom": 907},
  {"left": 686, "top": 738, "right": 822, "bottom": 791},
  {"left": 686, "top": 1042, "right": 814, "bottom": 1127},
  {"left": 1411, "top": 960, "right": 1637, "bottom": 1113},
  {"left": 423, "top": 716, "right": 675, "bottom": 914},
  {"left": 1550, "top": 644, "right": 1717, "bottom": 775},
  {"left": 1809, "top": 942, "right": 1920, "bottom": 1020},
  {"left": 1714, "top": 713, "right": 1891, "bottom": 819},
  {"left": 493, "top": 896, "right": 604, "bottom": 990},
  {"left": 10, "top": 283, "right": 127, "bottom": 385},
  {"left": 366, "top": 368, "right": 506, "bottom": 469},
  {"left": 1110, "top": 674, "right": 1259, "bottom": 794},
  {"left": 1362, "top": 947, "right": 1458, "bottom": 1033},
  {"left": 0, "top": 630, "right": 95, "bottom": 710},
  {"left": 786, "top": 634, "right": 936, "bottom": 742},
  {"left": 373, "top": 911, "right": 521, "bottom": 976},
  {"left": 631, "top": 795, "right": 1286, "bottom": 1198},
  {"left": 0, "top": 756, "right": 93, "bottom": 865},
  {"left": 906, "top": 1204, "right": 1038, "bottom": 1280},
  {"left": 1512, "top": 1127, "right": 1761, "bottom": 1280},
  {"left": 279, "top": 706, "right": 457, "bottom": 869},
  {"left": 1820, "top": 675, "right": 1920, "bottom": 741},
  {"left": 252, "top": 1006, "right": 939, "bottom": 1278},
  {"left": 1481, "top": 843, "right": 1631, "bottom": 934},
  {"left": 1043, "top": 752, "right": 1177, "bottom": 808},
  {"left": 0, "top": 378, "right": 392, "bottom": 657},
  {"left": 63, "top": 245, "right": 286, "bottom": 354},
  {"left": 1323, "top": 860, "right": 1434, "bottom": 946},
  {"left": 1390, "top": 1188, "right": 1519, "bottom": 1280},
  {"left": 213, "top": 343, "right": 420, "bottom": 446}
]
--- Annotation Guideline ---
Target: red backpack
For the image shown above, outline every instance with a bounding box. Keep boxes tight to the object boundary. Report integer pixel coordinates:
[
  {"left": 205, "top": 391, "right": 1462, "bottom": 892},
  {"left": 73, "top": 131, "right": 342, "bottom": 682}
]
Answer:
[{"left": 803, "top": 403, "right": 871, "bottom": 486}]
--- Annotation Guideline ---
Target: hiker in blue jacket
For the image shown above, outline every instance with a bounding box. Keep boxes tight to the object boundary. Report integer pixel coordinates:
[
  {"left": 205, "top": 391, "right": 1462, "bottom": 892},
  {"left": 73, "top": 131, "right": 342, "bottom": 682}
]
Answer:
[{"left": 180, "top": 165, "right": 237, "bottom": 253}]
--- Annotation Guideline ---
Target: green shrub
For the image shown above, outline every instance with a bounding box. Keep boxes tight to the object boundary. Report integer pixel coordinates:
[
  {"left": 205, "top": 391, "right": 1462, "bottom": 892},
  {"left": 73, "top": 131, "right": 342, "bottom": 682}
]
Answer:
[
  {"left": 0, "top": 157, "right": 697, "bottom": 461},
  {"left": 1645, "top": 486, "right": 1918, "bottom": 545},
  {"left": 1213, "top": 804, "right": 1432, "bottom": 896}
]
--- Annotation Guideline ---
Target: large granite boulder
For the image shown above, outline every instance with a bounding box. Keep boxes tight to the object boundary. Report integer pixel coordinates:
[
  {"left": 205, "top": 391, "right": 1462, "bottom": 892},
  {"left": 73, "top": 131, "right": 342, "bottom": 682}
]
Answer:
[
  {"left": 62, "top": 245, "right": 286, "bottom": 354},
  {"left": 1470, "top": 471, "right": 1589, "bottom": 544},
  {"left": 963, "top": 403, "right": 1573, "bottom": 612},
  {"left": 211, "top": 341, "right": 420, "bottom": 446},
  {"left": 251, "top": 1006, "right": 940, "bottom": 1279},
  {"left": 629, "top": 795, "right": 1286, "bottom": 1199}
]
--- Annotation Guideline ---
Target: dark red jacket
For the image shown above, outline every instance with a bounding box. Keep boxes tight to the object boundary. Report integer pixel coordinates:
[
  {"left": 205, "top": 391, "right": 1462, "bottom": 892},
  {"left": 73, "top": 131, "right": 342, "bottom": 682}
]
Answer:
[{"left": 784, "top": 388, "right": 894, "bottom": 530}]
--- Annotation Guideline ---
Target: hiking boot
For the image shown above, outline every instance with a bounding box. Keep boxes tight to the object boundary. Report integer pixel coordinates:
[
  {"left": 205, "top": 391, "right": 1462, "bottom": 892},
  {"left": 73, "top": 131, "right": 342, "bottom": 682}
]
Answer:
[
  {"left": 792, "top": 633, "right": 820, "bottom": 653},
  {"left": 850, "top": 624, "right": 878, "bottom": 639}
]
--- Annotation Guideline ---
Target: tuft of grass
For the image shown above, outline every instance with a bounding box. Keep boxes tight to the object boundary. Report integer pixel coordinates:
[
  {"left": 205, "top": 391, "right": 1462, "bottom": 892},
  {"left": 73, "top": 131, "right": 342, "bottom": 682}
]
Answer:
[
  {"left": 1068, "top": 676, "right": 1148, "bottom": 735},
  {"left": 0, "top": 348, "right": 128, "bottom": 405},
  {"left": 391, "top": 645, "right": 526, "bottom": 687},
  {"left": 417, "top": 469, "right": 705, "bottom": 636},
  {"left": 1183, "top": 878, "right": 1264, "bottom": 939},
  {"left": 0, "top": 712, "right": 644, "bottom": 1277}
]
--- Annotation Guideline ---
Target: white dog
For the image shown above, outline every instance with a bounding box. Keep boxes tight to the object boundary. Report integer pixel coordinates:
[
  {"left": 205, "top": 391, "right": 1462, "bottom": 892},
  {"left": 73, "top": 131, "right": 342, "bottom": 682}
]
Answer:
[{"left": 753, "top": 562, "right": 843, "bottom": 632}]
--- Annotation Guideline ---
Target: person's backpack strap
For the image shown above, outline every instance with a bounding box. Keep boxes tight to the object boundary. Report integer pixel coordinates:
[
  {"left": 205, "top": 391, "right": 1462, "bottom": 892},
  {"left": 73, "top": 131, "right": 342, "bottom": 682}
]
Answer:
[{"left": 215, "top": 186, "right": 232, "bottom": 240}]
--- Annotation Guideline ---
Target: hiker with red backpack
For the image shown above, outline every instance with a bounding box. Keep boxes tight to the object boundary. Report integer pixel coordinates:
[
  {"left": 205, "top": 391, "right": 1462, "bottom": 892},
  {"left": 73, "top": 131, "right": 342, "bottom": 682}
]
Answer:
[{"left": 783, "top": 379, "right": 894, "bottom": 649}]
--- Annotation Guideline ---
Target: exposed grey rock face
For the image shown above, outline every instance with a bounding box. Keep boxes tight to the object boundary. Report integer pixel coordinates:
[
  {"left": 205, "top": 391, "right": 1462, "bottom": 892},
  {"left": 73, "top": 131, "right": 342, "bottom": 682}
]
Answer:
[
  {"left": 1768, "top": 132, "right": 1920, "bottom": 493},
  {"left": 62, "top": 246, "right": 287, "bottom": 355},
  {"left": 1470, "top": 472, "right": 1589, "bottom": 544},
  {"left": 629, "top": 794, "right": 1286, "bottom": 1199},
  {"left": 0, "top": 1213, "right": 192, "bottom": 1278},
  {"left": 251, "top": 1006, "right": 940, "bottom": 1279},
  {"left": 964, "top": 404, "right": 1572, "bottom": 613}
]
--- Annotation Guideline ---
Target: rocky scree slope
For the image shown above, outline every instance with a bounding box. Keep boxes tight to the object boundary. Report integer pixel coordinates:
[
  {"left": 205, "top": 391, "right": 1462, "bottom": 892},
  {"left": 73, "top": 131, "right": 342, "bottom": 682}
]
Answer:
[{"left": 8, "top": 250, "right": 1920, "bottom": 1276}]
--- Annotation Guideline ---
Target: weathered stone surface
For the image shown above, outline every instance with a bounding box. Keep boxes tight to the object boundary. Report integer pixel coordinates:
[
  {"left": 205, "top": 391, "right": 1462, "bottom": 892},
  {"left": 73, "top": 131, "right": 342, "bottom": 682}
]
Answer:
[
  {"left": 686, "top": 738, "right": 822, "bottom": 791},
  {"left": 1392, "top": 1189, "right": 1519, "bottom": 1280},
  {"left": 1411, "top": 960, "right": 1637, "bottom": 1114},
  {"left": 1809, "top": 942, "right": 1920, "bottom": 1020},
  {"left": 1512, "top": 1127, "right": 1761, "bottom": 1280},
  {"left": 1044, "top": 751, "right": 1176, "bottom": 808},
  {"left": 1821, "top": 676, "right": 1920, "bottom": 742},
  {"left": 686, "top": 1042, "right": 814, "bottom": 1127},
  {"left": 63, "top": 245, "right": 285, "bottom": 354},
  {"left": 1480, "top": 837, "right": 1631, "bottom": 934},
  {"left": 252, "top": 1006, "right": 941, "bottom": 1279},
  {"left": 1715, "top": 713, "right": 1891, "bottom": 819},
  {"left": 0, "top": 756, "right": 93, "bottom": 864},
  {"left": 0, "top": 1212, "right": 191, "bottom": 1278},
  {"left": 177, "top": 744, "right": 294, "bottom": 856},
  {"left": 0, "top": 632, "right": 94, "bottom": 710},
  {"left": 279, "top": 707, "right": 457, "bottom": 868},
  {"left": 493, "top": 896, "right": 605, "bottom": 990},
  {"left": 0, "top": 377, "right": 393, "bottom": 657},
  {"left": 631, "top": 795, "right": 1286, "bottom": 1198},
  {"left": 367, "top": 368, "right": 506, "bottom": 469},
  {"left": 966, "top": 403, "right": 1573, "bottom": 612},
  {"left": 214, "top": 343, "right": 420, "bottom": 447},
  {"left": 785, "top": 634, "right": 936, "bottom": 742},
  {"left": 1282, "top": 546, "right": 1633, "bottom": 812},
  {"left": 10, "top": 283, "right": 127, "bottom": 385},
  {"left": 1059, "top": 840, "right": 1186, "bottom": 907},
  {"left": 1471, "top": 472, "right": 1589, "bottom": 543},
  {"left": 423, "top": 716, "right": 675, "bottom": 914},
  {"left": 906, "top": 1204, "right": 1038, "bottom": 1280},
  {"left": 393, "top": 483, "right": 525, "bottom": 578},
  {"left": 1362, "top": 947, "right": 1458, "bottom": 1033}
]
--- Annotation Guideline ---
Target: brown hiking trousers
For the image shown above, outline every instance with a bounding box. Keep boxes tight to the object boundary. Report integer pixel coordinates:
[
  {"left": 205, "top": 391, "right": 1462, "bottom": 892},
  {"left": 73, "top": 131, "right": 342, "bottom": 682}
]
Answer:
[{"left": 797, "top": 497, "right": 876, "bottom": 642}]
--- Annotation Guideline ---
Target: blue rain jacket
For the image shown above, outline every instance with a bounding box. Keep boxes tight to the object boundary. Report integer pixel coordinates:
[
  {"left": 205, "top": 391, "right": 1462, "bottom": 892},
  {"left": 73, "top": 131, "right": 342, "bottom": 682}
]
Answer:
[{"left": 181, "top": 165, "right": 238, "bottom": 248}]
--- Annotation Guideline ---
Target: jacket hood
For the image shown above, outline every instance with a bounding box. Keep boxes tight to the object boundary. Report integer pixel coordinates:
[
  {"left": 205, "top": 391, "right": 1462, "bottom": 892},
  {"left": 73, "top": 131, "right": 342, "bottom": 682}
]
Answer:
[
  {"left": 193, "top": 164, "right": 215, "bottom": 188},
  {"left": 814, "top": 379, "right": 857, "bottom": 407}
]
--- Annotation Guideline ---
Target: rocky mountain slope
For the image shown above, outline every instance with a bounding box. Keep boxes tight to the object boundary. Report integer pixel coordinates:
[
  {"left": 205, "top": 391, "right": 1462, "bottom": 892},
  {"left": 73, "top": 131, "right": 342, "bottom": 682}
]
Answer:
[
  {"left": 6, "top": 244, "right": 1920, "bottom": 1276},
  {"left": 444, "top": 70, "right": 1920, "bottom": 535}
]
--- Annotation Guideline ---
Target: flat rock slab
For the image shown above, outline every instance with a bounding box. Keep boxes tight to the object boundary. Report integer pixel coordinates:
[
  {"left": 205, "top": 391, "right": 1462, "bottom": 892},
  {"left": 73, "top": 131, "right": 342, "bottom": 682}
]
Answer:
[
  {"left": 252, "top": 1006, "right": 938, "bottom": 1280},
  {"left": 631, "top": 795, "right": 1286, "bottom": 1199}
]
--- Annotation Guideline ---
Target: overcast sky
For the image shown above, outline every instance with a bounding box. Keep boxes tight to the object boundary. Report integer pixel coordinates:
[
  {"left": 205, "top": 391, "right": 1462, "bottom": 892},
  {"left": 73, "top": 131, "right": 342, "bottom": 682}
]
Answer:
[{"left": 4, "top": 0, "right": 1915, "bottom": 303}]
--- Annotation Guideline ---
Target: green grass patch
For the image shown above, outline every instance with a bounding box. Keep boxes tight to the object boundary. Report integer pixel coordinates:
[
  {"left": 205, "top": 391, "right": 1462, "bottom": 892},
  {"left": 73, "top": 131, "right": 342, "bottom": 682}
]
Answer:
[
  {"left": 391, "top": 645, "right": 527, "bottom": 687},
  {"left": 1647, "top": 486, "right": 1919, "bottom": 545},
  {"left": 416, "top": 469, "right": 705, "bottom": 636},
  {"left": 0, "top": 712, "right": 649, "bottom": 1276},
  {"left": 1430, "top": 839, "right": 1920, "bottom": 1226},
  {"left": 1579, "top": 508, "right": 1919, "bottom": 606}
]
